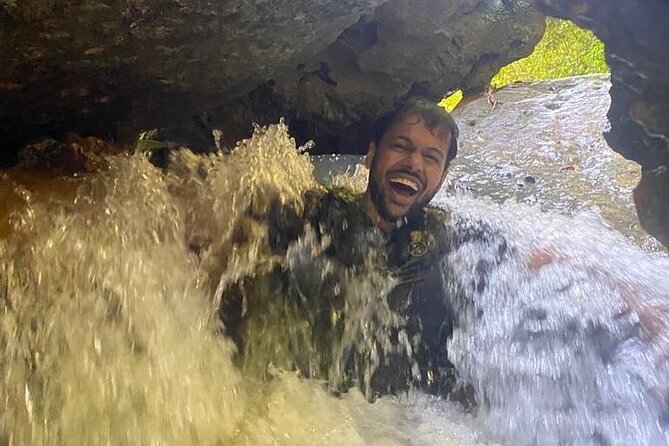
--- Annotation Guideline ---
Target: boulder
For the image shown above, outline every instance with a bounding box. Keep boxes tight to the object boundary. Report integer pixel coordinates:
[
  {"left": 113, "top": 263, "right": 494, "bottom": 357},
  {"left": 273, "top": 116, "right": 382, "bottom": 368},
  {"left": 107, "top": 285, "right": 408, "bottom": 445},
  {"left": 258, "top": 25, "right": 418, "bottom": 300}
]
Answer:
[
  {"left": 0, "top": 0, "right": 386, "bottom": 163},
  {"left": 534, "top": 0, "right": 669, "bottom": 247},
  {"left": 17, "top": 134, "right": 126, "bottom": 173},
  {"left": 268, "top": 0, "right": 546, "bottom": 153},
  {"left": 0, "top": 0, "right": 544, "bottom": 164}
]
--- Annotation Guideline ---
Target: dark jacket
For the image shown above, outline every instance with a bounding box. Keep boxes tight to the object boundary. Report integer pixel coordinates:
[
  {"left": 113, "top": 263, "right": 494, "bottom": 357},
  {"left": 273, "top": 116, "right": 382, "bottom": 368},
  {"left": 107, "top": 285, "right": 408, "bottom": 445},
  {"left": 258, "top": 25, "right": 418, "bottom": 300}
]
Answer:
[{"left": 220, "top": 188, "right": 505, "bottom": 404}]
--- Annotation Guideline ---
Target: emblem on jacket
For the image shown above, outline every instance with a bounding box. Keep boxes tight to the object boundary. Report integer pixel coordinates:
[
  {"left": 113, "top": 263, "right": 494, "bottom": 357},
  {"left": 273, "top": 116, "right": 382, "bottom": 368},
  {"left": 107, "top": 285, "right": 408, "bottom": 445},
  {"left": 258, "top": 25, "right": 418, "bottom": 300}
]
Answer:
[{"left": 407, "top": 231, "right": 428, "bottom": 257}]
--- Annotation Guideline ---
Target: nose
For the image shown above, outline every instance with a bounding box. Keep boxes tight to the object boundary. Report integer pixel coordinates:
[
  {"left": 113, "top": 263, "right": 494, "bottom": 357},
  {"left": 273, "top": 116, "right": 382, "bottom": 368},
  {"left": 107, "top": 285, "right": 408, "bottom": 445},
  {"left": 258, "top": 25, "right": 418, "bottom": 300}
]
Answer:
[{"left": 404, "top": 149, "right": 425, "bottom": 174}]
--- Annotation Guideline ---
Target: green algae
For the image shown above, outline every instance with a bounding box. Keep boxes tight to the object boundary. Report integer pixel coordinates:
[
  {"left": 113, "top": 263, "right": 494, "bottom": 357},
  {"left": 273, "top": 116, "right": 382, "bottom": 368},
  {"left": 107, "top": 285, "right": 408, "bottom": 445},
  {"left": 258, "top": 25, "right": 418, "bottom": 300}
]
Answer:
[
  {"left": 441, "top": 18, "right": 608, "bottom": 112},
  {"left": 491, "top": 18, "right": 608, "bottom": 88}
]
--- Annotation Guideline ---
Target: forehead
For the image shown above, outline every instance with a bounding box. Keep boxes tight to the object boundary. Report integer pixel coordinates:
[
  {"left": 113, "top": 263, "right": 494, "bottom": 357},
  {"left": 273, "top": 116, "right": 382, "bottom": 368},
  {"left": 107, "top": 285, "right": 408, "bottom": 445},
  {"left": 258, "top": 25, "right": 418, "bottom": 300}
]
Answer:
[{"left": 383, "top": 112, "right": 451, "bottom": 146}]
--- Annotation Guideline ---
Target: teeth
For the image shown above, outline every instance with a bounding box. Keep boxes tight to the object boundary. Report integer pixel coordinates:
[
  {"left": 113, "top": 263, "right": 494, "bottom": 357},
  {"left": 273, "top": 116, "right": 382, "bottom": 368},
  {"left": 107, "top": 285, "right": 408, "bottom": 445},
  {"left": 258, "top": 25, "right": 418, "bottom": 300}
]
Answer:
[{"left": 390, "top": 177, "right": 419, "bottom": 192}]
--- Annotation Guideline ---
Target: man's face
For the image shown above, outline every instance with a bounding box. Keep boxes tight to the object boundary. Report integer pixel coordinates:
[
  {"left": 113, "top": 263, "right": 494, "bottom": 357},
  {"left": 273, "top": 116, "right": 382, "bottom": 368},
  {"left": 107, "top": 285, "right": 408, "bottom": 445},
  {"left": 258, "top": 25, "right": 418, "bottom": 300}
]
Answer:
[{"left": 365, "top": 112, "right": 451, "bottom": 224}]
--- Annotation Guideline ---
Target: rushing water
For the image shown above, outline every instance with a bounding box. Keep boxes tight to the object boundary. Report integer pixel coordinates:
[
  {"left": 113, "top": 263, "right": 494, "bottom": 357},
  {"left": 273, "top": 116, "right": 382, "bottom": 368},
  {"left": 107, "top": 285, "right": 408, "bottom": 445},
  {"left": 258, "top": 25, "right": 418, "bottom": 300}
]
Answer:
[
  {"left": 438, "top": 193, "right": 669, "bottom": 445},
  {"left": 0, "top": 124, "right": 495, "bottom": 446},
  {"left": 1, "top": 78, "right": 669, "bottom": 445}
]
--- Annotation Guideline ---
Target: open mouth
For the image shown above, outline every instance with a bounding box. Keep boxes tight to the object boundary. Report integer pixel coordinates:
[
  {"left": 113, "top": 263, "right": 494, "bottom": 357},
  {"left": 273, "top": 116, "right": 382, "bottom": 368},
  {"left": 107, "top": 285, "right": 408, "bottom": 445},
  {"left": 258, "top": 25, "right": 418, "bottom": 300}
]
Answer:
[{"left": 388, "top": 176, "right": 421, "bottom": 199}]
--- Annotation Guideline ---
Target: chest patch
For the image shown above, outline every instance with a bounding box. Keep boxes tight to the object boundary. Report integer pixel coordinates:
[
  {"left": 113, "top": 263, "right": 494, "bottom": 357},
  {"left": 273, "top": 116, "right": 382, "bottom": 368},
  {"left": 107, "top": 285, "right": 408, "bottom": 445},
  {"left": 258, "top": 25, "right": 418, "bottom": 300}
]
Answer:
[{"left": 407, "top": 230, "right": 428, "bottom": 258}]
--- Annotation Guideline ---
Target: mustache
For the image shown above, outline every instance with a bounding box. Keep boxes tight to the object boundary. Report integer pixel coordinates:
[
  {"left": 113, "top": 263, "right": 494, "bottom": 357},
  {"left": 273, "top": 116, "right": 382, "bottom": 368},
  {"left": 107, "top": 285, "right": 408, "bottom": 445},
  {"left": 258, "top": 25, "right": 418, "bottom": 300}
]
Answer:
[{"left": 387, "top": 168, "right": 426, "bottom": 189}]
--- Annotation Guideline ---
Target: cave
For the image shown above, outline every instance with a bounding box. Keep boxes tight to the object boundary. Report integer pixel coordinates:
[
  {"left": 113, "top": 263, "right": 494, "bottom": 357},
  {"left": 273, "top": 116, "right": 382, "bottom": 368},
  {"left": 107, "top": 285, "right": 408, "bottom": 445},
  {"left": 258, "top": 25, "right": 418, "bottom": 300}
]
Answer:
[
  {"left": 0, "top": 0, "right": 667, "bottom": 244},
  {"left": 1, "top": 2, "right": 669, "bottom": 444}
]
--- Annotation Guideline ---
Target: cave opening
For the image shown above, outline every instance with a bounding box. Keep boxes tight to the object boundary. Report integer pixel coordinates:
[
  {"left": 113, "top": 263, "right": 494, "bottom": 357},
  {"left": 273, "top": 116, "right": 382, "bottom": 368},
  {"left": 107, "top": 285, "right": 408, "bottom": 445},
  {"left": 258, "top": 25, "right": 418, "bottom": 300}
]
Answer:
[{"left": 441, "top": 17, "right": 608, "bottom": 113}]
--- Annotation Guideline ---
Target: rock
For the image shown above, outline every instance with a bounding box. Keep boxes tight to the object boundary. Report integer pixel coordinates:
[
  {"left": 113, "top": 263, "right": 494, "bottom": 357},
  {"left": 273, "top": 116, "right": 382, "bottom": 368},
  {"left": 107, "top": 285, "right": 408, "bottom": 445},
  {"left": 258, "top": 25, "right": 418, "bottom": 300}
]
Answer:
[
  {"left": 270, "top": 0, "right": 546, "bottom": 153},
  {"left": 534, "top": 0, "right": 669, "bottom": 247},
  {"left": 634, "top": 166, "right": 669, "bottom": 248},
  {"left": 17, "top": 134, "right": 125, "bottom": 173},
  {"left": 450, "top": 75, "right": 661, "bottom": 250},
  {"left": 0, "top": 0, "right": 544, "bottom": 164}
]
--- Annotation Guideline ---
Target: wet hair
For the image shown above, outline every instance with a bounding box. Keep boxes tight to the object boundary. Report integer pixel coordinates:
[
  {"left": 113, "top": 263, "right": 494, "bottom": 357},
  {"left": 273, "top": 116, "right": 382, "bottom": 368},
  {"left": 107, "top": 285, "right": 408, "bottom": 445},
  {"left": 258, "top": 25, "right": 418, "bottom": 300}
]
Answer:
[{"left": 372, "top": 97, "right": 459, "bottom": 167}]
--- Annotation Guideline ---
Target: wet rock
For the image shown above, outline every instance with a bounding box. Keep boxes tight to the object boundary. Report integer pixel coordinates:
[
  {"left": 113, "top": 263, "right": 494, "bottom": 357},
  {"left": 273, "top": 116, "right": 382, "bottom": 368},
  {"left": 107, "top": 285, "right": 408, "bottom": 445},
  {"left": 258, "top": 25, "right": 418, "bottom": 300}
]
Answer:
[
  {"left": 535, "top": 0, "right": 669, "bottom": 247},
  {"left": 0, "top": 0, "right": 544, "bottom": 163},
  {"left": 17, "top": 134, "right": 125, "bottom": 173},
  {"left": 634, "top": 166, "right": 669, "bottom": 248},
  {"left": 450, "top": 75, "right": 661, "bottom": 250},
  {"left": 267, "top": 0, "right": 546, "bottom": 153}
]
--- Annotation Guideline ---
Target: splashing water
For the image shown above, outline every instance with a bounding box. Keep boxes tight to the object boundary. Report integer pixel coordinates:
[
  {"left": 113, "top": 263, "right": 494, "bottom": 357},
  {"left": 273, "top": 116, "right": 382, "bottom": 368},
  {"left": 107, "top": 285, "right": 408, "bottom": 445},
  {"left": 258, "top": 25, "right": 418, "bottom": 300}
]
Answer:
[
  {"left": 434, "top": 192, "right": 669, "bottom": 445},
  {"left": 0, "top": 117, "right": 668, "bottom": 445},
  {"left": 0, "top": 123, "right": 490, "bottom": 446}
]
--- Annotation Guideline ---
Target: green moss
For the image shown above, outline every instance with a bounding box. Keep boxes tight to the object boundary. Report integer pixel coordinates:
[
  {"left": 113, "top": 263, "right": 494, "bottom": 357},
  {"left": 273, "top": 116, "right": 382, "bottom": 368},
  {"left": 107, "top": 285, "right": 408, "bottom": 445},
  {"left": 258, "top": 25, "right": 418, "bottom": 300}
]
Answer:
[{"left": 491, "top": 18, "right": 608, "bottom": 88}]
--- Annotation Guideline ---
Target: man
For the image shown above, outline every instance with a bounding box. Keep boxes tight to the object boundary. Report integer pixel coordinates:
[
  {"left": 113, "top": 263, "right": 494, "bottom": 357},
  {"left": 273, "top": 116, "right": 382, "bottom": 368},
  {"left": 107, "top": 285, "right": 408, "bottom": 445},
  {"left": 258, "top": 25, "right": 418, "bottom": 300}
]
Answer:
[
  {"left": 220, "top": 97, "right": 500, "bottom": 403},
  {"left": 361, "top": 97, "right": 458, "bottom": 233}
]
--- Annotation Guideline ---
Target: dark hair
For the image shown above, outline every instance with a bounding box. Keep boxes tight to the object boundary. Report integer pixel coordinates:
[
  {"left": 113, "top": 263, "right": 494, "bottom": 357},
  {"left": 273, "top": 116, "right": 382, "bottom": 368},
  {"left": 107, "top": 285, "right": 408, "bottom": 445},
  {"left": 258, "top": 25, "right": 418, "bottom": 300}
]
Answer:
[{"left": 372, "top": 97, "right": 459, "bottom": 166}]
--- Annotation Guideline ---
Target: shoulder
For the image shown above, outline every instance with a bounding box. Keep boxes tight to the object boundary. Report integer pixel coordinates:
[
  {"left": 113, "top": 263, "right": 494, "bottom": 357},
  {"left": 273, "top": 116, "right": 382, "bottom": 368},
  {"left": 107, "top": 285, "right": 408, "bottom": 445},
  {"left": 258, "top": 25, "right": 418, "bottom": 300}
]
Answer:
[
  {"left": 449, "top": 214, "right": 508, "bottom": 254},
  {"left": 267, "top": 188, "right": 327, "bottom": 253},
  {"left": 423, "top": 205, "right": 451, "bottom": 232},
  {"left": 309, "top": 187, "right": 364, "bottom": 228},
  {"left": 418, "top": 205, "right": 451, "bottom": 251},
  {"left": 318, "top": 187, "right": 362, "bottom": 211},
  {"left": 269, "top": 186, "right": 367, "bottom": 255},
  {"left": 419, "top": 206, "right": 509, "bottom": 261},
  {"left": 444, "top": 214, "right": 511, "bottom": 295}
]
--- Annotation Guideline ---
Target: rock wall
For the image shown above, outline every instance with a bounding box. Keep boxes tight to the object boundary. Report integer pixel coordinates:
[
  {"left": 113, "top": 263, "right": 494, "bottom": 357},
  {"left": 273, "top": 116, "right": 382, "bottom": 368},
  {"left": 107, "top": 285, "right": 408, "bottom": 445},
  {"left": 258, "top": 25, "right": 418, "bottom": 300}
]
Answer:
[
  {"left": 534, "top": 0, "right": 669, "bottom": 246},
  {"left": 0, "top": 0, "right": 386, "bottom": 162},
  {"left": 0, "top": 0, "right": 544, "bottom": 163},
  {"left": 263, "top": 0, "right": 545, "bottom": 153}
]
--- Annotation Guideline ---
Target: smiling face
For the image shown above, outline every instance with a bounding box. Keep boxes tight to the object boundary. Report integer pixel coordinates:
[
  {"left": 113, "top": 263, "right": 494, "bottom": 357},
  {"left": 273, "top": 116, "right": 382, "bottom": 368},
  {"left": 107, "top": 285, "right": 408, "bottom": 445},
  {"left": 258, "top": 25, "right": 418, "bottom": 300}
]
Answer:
[{"left": 363, "top": 111, "right": 452, "bottom": 231}]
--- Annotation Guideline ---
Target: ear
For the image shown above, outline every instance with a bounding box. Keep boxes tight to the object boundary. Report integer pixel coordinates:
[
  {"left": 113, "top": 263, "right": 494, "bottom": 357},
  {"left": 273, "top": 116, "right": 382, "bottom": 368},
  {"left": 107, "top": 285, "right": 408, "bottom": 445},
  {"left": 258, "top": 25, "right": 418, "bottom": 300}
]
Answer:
[{"left": 364, "top": 142, "right": 376, "bottom": 169}]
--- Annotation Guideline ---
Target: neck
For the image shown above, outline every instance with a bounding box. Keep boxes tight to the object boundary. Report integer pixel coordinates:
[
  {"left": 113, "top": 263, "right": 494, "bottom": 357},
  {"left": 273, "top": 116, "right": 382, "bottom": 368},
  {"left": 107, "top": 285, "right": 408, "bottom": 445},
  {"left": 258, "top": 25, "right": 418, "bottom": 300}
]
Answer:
[{"left": 361, "top": 192, "right": 401, "bottom": 233}]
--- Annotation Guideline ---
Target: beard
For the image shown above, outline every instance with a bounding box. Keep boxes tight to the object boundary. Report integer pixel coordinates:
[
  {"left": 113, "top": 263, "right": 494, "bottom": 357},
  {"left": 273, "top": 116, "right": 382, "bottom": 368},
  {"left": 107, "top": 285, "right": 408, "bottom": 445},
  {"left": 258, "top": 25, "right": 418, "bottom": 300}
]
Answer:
[{"left": 367, "top": 164, "right": 431, "bottom": 225}]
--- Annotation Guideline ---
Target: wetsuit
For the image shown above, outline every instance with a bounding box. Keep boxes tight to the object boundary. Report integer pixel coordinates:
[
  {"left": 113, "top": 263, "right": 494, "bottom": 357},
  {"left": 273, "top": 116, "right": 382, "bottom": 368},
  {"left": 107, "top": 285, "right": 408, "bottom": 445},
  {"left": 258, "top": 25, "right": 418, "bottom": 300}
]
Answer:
[{"left": 220, "top": 188, "right": 504, "bottom": 404}]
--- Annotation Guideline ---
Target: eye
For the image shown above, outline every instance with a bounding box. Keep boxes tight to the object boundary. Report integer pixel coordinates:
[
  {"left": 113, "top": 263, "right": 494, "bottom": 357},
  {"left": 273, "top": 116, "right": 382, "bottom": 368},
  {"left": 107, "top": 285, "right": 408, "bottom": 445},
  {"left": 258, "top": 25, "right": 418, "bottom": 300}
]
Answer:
[{"left": 424, "top": 153, "right": 440, "bottom": 164}]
